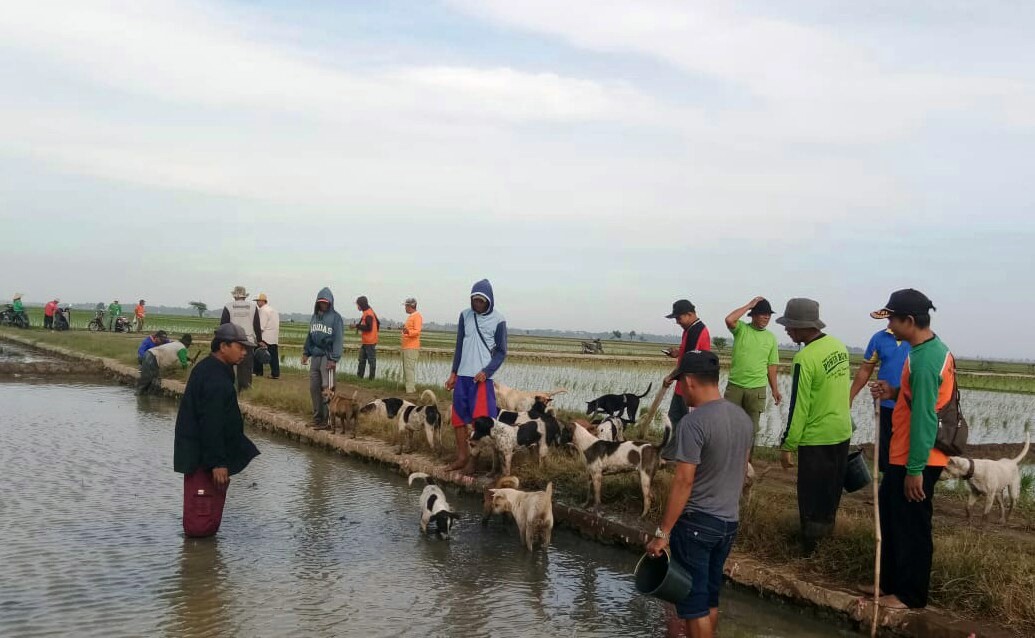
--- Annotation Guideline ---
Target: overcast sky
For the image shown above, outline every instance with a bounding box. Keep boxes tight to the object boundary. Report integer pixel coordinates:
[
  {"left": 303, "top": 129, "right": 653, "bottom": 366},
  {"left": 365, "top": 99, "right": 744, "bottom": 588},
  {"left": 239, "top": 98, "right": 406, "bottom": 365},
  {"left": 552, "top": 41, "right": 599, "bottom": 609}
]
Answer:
[{"left": 2, "top": 1, "right": 1032, "bottom": 358}]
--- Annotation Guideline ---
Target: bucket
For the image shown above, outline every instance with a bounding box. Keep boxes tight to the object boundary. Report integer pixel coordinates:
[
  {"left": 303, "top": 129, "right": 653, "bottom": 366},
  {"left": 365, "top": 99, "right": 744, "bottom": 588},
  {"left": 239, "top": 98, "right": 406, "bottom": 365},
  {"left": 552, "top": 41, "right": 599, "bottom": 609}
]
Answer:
[
  {"left": 843, "top": 448, "right": 872, "bottom": 493},
  {"left": 634, "top": 550, "right": 694, "bottom": 603}
]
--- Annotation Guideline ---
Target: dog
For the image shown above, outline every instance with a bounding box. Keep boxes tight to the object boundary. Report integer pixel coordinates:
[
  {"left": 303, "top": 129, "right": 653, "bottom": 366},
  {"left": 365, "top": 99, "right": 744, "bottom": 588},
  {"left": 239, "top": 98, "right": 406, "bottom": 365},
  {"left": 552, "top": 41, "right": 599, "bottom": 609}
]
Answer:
[
  {"left": 482, "top": 475, "right": 521, "bottom": 526},
  {"left": 586, "top": 383, "right": 652, "bottom": 422},
  {"left": 488, "top": 482, "right": 555, "bottom": 551},
  {"left": 741, "top": 462, "right": 772, "bottom": 504},
  {"left": 943, "top": 434, "right": 1029, "bottom": 524},
  {"left": 565, "top": 416, "right": 671, "bottom": 517},
  {"left": 496, "top": 397, "right": 556, "bottom": 426},
  {"left": 494, "top": 382, "right": 567, "bottom": 412},
  {"left": 397, "top": 389, "right": 443, "bottom": 454},
  {"left": 408, "top": 472, "right": 460, "bottom": 539},
  {"left": 360, "top": 396, "right": 410, "bottom": 420},
  {"left": 470, "top": 416, "right": 546, "bottom": 476},
  {"left": 588, "top": 415, "right": 627, "bottom": 442},
  {"left": 322, "top": 389, "right": 360, "bottom": 436}
]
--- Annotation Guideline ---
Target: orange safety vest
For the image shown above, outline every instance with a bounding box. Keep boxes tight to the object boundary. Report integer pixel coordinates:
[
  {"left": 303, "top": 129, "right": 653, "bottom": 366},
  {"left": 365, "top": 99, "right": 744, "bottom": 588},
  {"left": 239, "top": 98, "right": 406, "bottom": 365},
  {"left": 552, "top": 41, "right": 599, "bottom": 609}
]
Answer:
[{"left": 360, "top": 308, "right": 379, "bottom": 345}]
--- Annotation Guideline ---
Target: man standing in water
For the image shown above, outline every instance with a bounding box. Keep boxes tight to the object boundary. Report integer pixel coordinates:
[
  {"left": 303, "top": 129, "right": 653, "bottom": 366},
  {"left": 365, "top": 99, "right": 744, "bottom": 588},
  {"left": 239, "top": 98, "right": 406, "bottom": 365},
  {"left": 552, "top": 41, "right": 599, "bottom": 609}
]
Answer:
[
  {"left": 648, "top": 350, "right": 753, "bottom": 638},
  {"left": 173, "top": 323, "right": 259, "bottom": 538},
  {"left": 302, "top": 287, "right": 344, "bottom": 430},
  {"left": 445, "top": 279, "right": 507, "bottom": 473},
  {"left": 776, "top": 298, "right": 852, "bottom": 554}
]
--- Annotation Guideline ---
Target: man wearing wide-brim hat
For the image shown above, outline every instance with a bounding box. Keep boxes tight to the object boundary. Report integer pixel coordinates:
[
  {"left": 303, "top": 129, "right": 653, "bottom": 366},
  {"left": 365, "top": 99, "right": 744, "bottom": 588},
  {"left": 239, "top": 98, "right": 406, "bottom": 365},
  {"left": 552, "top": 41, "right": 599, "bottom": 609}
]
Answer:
[
  {"left": 220, "top": 285, "right": 262, "bottom": 392},
  {"left": 775, "top": 298, "right": 853, "bottom": 554},
  {"left": 723, "top": 296, "right": 782, "bottom": 448}
]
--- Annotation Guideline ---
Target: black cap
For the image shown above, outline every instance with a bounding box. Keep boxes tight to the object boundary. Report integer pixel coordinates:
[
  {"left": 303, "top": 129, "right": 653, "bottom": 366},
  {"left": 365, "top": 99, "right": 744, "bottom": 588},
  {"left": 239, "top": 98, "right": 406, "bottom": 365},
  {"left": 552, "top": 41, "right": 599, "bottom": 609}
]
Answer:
[
  {"left": 155, "top": 330, "right": 168, "bottom": 340},
  {"left": 748, "top": 298, "right": 773, "bottom": 317},
  {"left": 213, "top": 323, "right": 255, "bottom": 347},
  {"left": 678, "top": 350, "right": 720, "bottom": 376},
  {"left": 666, "top": 299, "right": 696, "bottom": 319},
  {"left": 871, "top": 289, "right": 935, "bottom": 319}
]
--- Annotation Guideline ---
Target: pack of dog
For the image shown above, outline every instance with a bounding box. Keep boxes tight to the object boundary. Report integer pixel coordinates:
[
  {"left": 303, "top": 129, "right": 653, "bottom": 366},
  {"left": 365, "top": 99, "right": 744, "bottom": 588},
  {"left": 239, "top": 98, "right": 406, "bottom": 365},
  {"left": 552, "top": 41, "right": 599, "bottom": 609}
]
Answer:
[
  {"left": 407, "top": 472, "right": 460, "bottom": 539},
  {"left": 487, "top": 480, "right": 554, "bottom": 551},
  {"left": 322, "top": 388, "right": 360, "bottom": 436},
  {"left": 494, "top": 382, "right": 567, "bottom": 412},
  {"left": 585, "top": 383, "right": 652, "bottom": 422},
  {"left": 942, "top": 434, "right": 1030, "bottom": 524},
  {"left": 565, "top": 416, "right": 671, "bottom": 517}
]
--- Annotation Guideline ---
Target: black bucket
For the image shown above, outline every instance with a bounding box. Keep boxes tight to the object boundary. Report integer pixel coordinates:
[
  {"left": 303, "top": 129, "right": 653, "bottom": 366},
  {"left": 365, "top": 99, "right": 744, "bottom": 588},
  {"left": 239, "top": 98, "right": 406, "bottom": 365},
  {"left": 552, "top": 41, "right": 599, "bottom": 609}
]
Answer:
[
  {"left": 844, "top": 448, "right": 872, "bottom": 493},
  {"left": 634, "top": 550, "right": 694, "bottom": 604}
]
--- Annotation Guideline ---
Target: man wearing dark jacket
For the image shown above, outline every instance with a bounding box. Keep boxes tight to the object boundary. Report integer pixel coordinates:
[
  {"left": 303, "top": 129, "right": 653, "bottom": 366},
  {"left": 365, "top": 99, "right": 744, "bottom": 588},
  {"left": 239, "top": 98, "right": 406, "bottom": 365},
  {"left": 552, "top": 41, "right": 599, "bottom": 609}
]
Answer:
[
  {"left": 173, "top": 323, "right": 260, "bottom": 538},
  {"left": 302, "top": 287, "right": 344, "bottom": 429}
]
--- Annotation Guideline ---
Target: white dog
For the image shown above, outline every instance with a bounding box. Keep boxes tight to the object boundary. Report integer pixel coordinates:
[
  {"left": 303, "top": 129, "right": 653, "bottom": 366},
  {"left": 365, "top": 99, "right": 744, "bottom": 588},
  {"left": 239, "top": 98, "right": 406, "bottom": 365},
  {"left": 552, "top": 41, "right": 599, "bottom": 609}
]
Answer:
[
  {"left": 396, "top": 389, "right": 443, "bottom": 454},
  {"left": 943, "top": 434, "right": 1029, "bottom": 524},
  {"left": 488, "top": 482, "right": 554, "bottom": 551},
  {"left": 493, "top": 382, "right": 567, "bottom": 412},
  {"left": 565, "top": 418, "right": 671, "bottom": 517},
  {"left": 408, "top": 472, "right": 460, "bottom": 539}
]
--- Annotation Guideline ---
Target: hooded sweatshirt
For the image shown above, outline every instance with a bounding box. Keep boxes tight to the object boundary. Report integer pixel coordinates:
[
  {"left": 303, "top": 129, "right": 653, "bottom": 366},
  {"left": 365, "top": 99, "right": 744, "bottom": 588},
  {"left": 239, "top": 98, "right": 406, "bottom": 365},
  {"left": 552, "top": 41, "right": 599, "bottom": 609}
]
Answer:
[
  {"left": 303, "top": 287, "right": 344, "bottom": 361},
  {"left": 451, "top": 279, "right": 507, "bottom": 378}
]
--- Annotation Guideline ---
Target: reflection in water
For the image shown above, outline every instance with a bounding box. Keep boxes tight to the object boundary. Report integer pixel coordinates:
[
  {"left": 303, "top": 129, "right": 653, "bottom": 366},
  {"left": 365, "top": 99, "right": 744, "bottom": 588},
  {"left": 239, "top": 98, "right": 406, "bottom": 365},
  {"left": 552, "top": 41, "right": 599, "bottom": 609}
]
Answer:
[{"left": 0, "top": 380, "right": 856, "bottom": 638}]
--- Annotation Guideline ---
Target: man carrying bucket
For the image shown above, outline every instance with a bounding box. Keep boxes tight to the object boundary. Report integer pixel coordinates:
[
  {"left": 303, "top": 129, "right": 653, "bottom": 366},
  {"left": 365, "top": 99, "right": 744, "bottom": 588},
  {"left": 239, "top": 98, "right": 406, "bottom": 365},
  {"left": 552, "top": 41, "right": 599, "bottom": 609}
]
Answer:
[{"left": 647, "top": 350, "right": 753, "bottom": 638}]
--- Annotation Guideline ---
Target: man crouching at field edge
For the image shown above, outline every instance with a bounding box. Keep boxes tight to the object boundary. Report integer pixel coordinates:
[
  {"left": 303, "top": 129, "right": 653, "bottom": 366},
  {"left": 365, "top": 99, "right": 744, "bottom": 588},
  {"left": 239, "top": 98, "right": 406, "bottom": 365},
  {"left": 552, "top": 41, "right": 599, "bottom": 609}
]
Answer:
[{"left": 647, "top": 350, "right": 753, "bottom": 638}]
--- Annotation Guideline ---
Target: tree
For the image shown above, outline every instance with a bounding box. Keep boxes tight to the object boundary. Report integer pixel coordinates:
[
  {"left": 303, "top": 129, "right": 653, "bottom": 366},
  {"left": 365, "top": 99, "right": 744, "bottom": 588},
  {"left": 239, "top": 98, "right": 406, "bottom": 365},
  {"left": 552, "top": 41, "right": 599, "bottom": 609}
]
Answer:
[
  {"left": 629, "top": 330, "right": 637, "bottom": 340},
  {"left": 612, "top": 330, "right": 622, "bottom": 340},
  {"left": 712, "top": 336, "right": 728, "bottom": 351},
  {"left": 188, "top": 301, "right": 208, "bottom": 318}
]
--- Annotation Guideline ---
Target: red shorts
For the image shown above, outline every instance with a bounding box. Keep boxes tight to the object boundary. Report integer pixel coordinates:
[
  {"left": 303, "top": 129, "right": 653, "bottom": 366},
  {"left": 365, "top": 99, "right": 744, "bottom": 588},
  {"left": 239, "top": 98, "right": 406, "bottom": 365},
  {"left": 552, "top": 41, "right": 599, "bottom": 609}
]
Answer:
[{"left": 183, "top": 468, "right": 227, "bottom": 538}]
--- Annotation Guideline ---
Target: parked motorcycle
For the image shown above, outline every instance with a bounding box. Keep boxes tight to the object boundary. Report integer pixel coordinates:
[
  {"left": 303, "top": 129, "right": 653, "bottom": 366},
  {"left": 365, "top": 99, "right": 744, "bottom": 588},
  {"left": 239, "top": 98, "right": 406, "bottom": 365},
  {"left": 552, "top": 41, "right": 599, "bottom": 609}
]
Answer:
[
  {"left": 87, "top": 308, "right": 106, "bottom": 331},
  {"left": 0, "top": 304, "right": 30, "bottom": 329},
  {"left": 113, "top": 315, "right": 133, "bottom": 333},
  {"left": 54, "top": 307, "right": 71, "bottom": 331}
]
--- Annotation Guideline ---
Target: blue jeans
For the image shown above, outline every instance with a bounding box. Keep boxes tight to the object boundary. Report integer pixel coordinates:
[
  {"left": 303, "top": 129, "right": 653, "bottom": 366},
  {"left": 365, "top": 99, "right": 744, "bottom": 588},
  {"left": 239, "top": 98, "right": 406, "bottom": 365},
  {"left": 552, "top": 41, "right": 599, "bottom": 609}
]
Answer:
[{"left": 669, "top": 511, "right": 738, "bottom": 619}]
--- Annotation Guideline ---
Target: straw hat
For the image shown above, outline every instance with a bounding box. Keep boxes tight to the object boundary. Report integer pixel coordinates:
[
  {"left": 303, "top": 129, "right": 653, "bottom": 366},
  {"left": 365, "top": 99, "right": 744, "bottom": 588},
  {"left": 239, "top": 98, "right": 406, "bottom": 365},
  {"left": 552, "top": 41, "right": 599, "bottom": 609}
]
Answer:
[
  {"left": 231, "top": 285, "right": 248, "bottom": 299},
  {"left": 13, "top": 293, "right": 23, "bottom": 300}
]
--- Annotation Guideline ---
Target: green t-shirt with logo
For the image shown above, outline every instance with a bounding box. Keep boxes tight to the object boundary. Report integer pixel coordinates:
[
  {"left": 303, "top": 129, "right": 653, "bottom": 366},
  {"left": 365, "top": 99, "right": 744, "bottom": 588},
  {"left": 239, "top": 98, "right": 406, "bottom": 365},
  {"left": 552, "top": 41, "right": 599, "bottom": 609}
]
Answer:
[
  {"left": 728, "top": 321, "right": 779, "bottom": 389},
  {"left": 780, "top": 334, "right": 852, "bottom": 451}
]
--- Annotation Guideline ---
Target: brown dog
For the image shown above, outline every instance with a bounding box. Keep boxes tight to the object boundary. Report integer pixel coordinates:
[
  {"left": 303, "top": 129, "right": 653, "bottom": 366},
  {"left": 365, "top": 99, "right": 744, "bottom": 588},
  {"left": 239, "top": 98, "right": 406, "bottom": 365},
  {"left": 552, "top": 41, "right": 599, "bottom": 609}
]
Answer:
[{"left": 323, "top": 388, "right": 360, "bottom": 436}]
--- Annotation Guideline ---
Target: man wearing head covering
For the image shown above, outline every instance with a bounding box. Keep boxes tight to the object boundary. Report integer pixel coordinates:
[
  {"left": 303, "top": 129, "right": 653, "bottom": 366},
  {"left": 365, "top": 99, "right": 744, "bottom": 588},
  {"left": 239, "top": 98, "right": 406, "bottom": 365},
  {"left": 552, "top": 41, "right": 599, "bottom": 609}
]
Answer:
[
  {"left": 352, "top": 296, "right": 379, "bottom": 380},
  {"left": 401, "top": 298, "right": 423, "bottom": 394},
  {"left": 134, "top": 299, "right": 147, "bottom": 333},
  {"left": 107, "top": 299, "right": 122, "bottom": 332},
  {"left": 11, "top": 294, "right": 27, "bottom": 326},
  {"left": 775, "top": 298, "right": 852, "bottom": 554},
  {"left": 137, "top": 333, "right": 193, "bottom": 395},
  {"left": 254, "top": 293, "right": 280, "bottom": 380},
  {"left": 219, "top": 286, "right": 262, "bottom": 392},
  {"left": 301, "top": 287, "right": 344, "bottom": 429},
  {"left": 662, "top": 299, "right": 711, "bottom": 426},
  {"left": 868, "top": 289, "right": 951, "bottom": 610},
  {"left": 173, "top": 323, "right": 259, "bottom": 537},
  {"left": 44, "top": 298, "right": 59, "bottom": 330},
  {"left": 723, "top": 296, "right": 781, "bottom": 447},
  {"left": 444, "top": 279, "right": 507, "bottom": 474}
]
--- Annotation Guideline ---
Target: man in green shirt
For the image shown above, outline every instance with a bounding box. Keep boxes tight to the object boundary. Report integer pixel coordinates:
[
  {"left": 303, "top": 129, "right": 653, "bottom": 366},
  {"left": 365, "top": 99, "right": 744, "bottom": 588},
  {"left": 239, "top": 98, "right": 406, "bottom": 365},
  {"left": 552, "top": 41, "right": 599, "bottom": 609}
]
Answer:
[
  {"left": 107, "top": 299, "right": 122, "bottom": 332},
  {"left": 724, "top": 296, "right": 782, "bottom": 443},
  {"left": 776, "top": 298, "right": 852, "bottom": 553}
]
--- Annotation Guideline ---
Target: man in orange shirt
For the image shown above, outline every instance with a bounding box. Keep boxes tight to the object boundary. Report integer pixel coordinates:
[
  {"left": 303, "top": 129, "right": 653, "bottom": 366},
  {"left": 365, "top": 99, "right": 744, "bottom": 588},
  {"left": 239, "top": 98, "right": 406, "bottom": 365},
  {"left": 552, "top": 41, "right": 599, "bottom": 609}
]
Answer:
[
  {"left": 401, "top": 297, "right": 422, "bottom": 394},
  {"left": 134, "top": 299, "right": 147, "bottom": 333},
  {"left": 353, "top": 296, "right": 379, "bottom": 380},
  {"left": 869, "top": 289, "right": 951, "bottom": 610}
]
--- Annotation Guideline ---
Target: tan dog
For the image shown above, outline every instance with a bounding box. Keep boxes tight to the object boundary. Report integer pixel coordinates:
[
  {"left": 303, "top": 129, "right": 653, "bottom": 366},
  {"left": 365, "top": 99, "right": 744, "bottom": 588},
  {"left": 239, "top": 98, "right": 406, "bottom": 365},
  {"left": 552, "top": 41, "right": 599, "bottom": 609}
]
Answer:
[
  {"left": 323, "top": 388, "right": 360, "bottom": 436},
  {"left": 493, "top": 381, "right": 567, "bottom": 412},
  {"left": 488, "top": 482, "right": 554, "bottom": 551},
  {"left": 482, "top": 476, "right": 521, "bottom": 526}
]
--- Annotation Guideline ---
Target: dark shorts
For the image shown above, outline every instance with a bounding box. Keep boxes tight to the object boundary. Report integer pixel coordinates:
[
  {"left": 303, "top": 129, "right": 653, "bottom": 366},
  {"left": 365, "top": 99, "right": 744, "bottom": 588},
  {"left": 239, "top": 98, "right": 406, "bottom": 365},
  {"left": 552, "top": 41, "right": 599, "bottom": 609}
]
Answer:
[
  {"left": 669, "top": 511, "right": 738, "bottom": 619},
  {"left": 450, "top": 376, "right": 497, "bottom": 427}
]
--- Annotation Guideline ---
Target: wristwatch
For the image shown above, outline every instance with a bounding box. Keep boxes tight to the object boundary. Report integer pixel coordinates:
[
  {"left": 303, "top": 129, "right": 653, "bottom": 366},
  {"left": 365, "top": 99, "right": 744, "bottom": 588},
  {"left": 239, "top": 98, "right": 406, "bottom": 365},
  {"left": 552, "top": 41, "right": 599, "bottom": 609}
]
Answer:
[{"left": 653, "top": 527, "right": 669, "bottom": 540}]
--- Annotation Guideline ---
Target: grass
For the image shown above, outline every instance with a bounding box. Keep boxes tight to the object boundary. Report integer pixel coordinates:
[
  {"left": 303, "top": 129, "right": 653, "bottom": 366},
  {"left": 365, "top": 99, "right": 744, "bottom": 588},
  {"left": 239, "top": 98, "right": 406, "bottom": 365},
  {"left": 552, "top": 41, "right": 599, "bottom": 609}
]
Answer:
[{"left": 5, "top": 326, "right": 1035, "bottom": 633}]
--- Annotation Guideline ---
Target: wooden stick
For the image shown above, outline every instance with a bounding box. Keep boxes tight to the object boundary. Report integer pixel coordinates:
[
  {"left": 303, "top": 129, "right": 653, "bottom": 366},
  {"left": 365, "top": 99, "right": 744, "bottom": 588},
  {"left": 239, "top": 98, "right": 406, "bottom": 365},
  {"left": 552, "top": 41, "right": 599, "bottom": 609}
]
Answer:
[
  {"left": 636, "top": 382, "right": 670, "bottom": 440},
  {"left": 872, "top": 397, "right": 882, "bottom": 637}
]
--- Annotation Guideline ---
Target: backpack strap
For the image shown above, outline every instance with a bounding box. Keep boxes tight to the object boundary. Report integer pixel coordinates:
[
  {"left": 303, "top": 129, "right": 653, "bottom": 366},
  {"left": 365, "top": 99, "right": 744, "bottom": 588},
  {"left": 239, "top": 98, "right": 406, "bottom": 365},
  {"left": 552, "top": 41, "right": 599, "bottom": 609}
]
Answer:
[{"left": 471, "top": 311, "right": 493, "bottom": 355}]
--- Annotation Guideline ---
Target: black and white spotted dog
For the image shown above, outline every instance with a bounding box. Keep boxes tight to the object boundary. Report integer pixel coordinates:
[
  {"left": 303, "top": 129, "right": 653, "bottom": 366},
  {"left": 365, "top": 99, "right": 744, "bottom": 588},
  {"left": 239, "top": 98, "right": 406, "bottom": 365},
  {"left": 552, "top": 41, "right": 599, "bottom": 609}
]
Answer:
[
  {"left": 396, "top": 389, "right": 443, "bottom": 454},
  {"left": 470, "top": 416, "right": 547, "bottom": 477},
  {"left": 360, "top": 397, "right": 411, "bottom": 420},
  {"left": 565, "top": 417, "right": 671, "bottom": 517},
  {"left": 408, "top": 472, "right": 460, "bottom": 539}
]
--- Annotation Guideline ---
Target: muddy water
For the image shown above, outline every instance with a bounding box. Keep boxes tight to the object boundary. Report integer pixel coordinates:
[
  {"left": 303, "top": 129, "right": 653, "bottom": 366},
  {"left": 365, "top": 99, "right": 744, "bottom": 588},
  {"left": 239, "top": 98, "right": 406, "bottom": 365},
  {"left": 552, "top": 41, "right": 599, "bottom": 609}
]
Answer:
[{"left": 0, "top": 380, "right": 857, "bottom": 638}]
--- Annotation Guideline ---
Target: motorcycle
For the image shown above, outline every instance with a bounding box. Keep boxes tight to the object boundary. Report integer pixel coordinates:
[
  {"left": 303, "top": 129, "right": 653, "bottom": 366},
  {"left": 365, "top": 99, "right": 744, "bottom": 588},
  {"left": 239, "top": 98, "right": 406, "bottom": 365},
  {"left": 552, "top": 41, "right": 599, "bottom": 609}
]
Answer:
[
  {"left": 87, "top": 308, "right": 106, "bottom": 331},
  {"left": 113, "top": 315, "right": 133, "bottom": 333},
  {"left": 53, "top": 307, "right": 71, "bottom": 331},
  {"left": 0, "top": 304, "right": 30, "bottom": 329}
]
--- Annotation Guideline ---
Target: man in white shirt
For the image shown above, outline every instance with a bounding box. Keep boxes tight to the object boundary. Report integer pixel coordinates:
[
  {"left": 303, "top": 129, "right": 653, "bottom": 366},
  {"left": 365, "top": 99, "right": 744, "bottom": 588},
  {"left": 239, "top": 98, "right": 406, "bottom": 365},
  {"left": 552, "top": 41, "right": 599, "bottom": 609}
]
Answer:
[
  {"left": 255, "top": 292, "right": 280, "bottom": 380},
  {"left": 219, "top": 285, "right": 262, "bottom": 392}
]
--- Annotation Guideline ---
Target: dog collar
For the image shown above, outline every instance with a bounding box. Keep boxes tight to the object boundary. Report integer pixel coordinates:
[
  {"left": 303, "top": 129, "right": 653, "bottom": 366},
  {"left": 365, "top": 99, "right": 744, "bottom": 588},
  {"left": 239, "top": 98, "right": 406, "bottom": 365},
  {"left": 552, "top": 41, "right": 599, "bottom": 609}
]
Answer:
[{"left": 962, "top": 458, "right": 975, "bottom": 481}]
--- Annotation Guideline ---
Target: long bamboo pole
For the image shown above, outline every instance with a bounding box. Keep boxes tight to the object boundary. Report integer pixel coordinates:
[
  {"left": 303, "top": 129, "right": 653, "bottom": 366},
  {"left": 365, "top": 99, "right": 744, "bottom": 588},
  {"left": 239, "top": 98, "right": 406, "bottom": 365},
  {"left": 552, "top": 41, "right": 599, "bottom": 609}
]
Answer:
[
  {"left": 871, "top": 396, "right": 882, "bottom": 637},
  {"left": 637, "top": 383, "right": 670, "bottom": 440}
]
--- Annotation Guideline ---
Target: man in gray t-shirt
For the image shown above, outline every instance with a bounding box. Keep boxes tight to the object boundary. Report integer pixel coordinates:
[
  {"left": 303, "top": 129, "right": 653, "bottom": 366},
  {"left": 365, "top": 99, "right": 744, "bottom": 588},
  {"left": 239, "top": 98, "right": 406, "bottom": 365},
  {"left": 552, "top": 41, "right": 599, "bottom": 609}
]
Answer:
[{"left": 646, "top": 350, "right": 753, "bottom": 638}]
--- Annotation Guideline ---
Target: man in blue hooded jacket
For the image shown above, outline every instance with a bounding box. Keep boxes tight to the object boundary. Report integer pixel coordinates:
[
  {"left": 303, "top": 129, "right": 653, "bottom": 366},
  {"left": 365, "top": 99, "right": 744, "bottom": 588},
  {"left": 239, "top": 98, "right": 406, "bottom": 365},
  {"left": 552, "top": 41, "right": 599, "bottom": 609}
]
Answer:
[
  {"left": 445, "top": 279, "right": 508, "bottom": 473},
  {"left": 301, "top": 287, "right": 344, "bottom": 429}
]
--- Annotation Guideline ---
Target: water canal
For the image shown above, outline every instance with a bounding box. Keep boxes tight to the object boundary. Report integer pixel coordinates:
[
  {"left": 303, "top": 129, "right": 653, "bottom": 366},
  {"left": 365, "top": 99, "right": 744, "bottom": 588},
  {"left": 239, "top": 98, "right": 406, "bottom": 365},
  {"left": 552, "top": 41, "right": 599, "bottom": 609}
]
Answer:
[{"left": 0, "top": 379, "right": 860, "bottom": 637}]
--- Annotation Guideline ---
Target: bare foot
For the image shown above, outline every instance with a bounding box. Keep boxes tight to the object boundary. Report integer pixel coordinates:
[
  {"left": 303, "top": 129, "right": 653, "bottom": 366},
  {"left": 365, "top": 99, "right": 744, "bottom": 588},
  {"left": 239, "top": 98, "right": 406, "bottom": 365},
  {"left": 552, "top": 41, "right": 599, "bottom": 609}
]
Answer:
[
  {"left": 878, "top": 595, "right": 909, "bottom": 609},
  {"left": 445, "top": 456, "right": 468, "bottom": 471}
]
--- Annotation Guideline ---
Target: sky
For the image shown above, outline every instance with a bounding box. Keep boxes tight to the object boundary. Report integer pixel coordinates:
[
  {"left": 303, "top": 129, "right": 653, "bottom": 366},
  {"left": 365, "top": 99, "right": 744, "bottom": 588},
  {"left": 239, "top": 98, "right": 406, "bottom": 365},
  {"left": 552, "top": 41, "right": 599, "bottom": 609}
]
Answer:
[{"left": 1, "top": 1, "right": 1033, "bottom": 358}]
